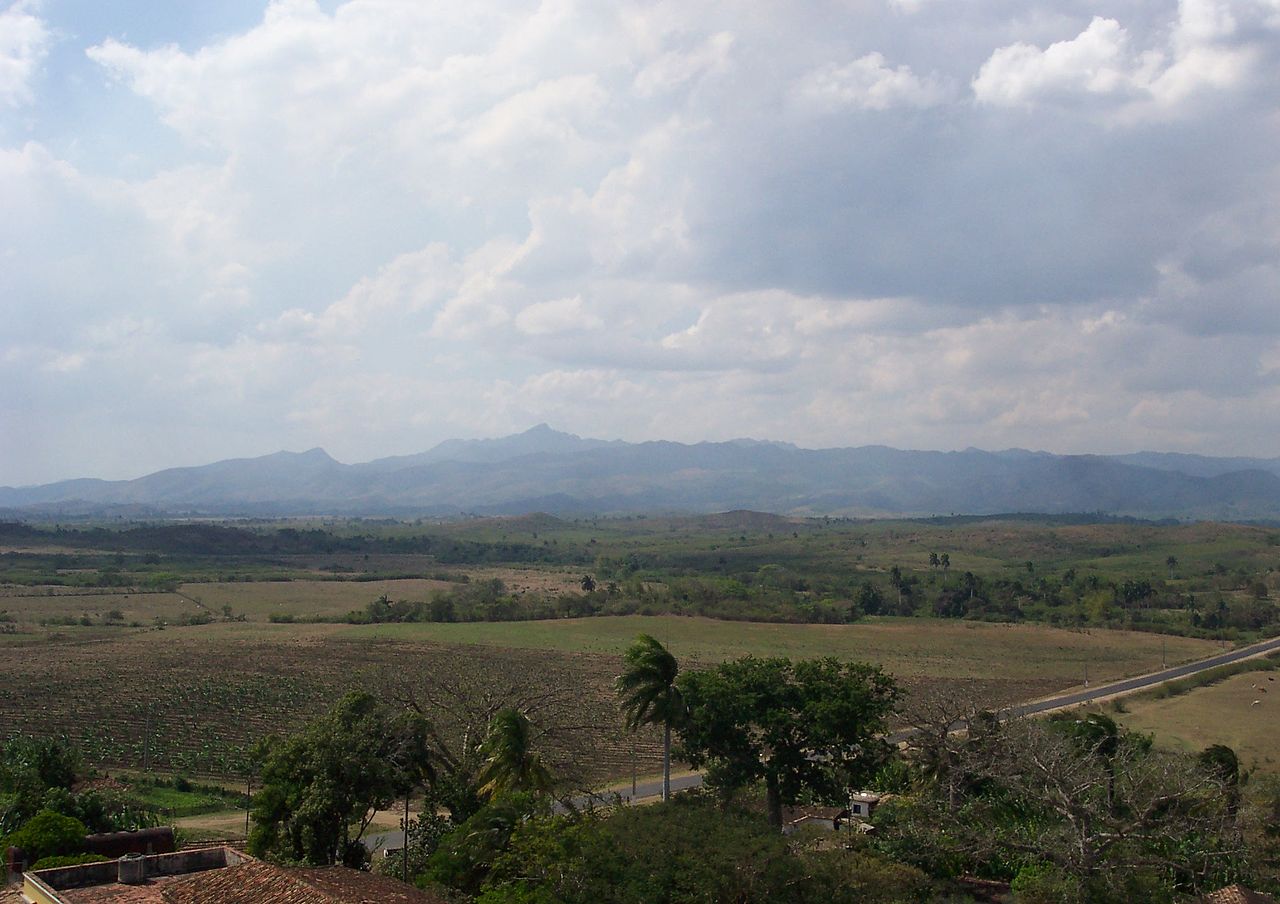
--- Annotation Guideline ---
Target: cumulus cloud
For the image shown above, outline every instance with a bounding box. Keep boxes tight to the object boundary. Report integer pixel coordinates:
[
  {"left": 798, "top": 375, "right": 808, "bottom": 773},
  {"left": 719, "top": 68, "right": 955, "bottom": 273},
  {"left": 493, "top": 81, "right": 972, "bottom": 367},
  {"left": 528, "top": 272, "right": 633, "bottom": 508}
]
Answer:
[
  {"left": 0, "top": 0, "right": 47, "bottom": 107},
  {"left": 515, "top": 296, "right": 603, "bottom": 336},
  {"left": 796, "top": 52, "right": 948, "bottom": 110},
  {"left": 973, "top": 1, "right": 1280, "bottom": 111},
  {"left": 972, "top": 17, "right": 1149, "bottom": 106}
]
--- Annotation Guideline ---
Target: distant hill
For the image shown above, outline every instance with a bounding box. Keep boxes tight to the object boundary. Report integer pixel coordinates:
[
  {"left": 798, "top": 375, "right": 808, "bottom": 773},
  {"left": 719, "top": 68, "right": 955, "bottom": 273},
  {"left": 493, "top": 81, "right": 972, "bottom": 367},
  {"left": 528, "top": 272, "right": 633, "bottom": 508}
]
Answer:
[{"left": 3, "top": 426, "right": 1280, "bottom": 521}]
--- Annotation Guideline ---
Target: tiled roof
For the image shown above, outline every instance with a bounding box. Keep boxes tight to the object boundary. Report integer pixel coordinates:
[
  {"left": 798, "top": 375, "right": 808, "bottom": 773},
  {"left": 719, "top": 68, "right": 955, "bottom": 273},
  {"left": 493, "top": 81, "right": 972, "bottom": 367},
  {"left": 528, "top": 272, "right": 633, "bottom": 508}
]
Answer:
[
  {"left": 57, "top": 876, "right": 183, "bottom": 904},
  {"left": 160, "top": 861, "right": 447, "bottom": 904}
]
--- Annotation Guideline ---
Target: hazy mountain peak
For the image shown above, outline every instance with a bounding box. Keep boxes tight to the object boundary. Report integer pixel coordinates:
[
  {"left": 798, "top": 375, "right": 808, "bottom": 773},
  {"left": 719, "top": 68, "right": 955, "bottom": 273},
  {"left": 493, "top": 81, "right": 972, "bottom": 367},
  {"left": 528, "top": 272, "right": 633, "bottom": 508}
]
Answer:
[{"left": 6, "top": 433, "right": 1280, "bottom": 520}]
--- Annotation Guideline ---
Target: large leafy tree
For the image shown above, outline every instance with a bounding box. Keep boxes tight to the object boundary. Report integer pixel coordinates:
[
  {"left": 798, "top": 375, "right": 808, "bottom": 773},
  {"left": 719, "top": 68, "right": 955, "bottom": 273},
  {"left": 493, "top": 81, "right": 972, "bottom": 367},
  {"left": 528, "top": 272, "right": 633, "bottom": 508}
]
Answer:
[
  {"left": 248, "top": 692, "right": 430, "bottom": 866},
  {"left": 616, "top": 634, "right": 684, "bottom": 801},
  {"left": 0, "top": 736, "right": 81, "bottom": 834},
  {"left": 676, "top": 656, "right": 898, "bottom": 827}
]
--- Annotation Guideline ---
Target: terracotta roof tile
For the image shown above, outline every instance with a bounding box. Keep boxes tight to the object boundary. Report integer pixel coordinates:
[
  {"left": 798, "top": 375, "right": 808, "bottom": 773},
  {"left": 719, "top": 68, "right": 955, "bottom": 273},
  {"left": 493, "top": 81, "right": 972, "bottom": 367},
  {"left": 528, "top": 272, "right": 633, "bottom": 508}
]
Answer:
[
  {"left": 58, "top": 877, "right": 181, "bottom": 904},
  {"left": 160, "top": 861, "right": 446, "bottom": 904}
]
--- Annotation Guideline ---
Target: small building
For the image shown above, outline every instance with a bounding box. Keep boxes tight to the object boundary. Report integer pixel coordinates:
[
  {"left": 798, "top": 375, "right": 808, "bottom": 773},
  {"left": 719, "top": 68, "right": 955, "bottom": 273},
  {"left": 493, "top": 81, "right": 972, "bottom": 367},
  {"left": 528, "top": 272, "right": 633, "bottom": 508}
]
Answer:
[{"left": 848, "top": 790, "right": 883, "bottom": 821}]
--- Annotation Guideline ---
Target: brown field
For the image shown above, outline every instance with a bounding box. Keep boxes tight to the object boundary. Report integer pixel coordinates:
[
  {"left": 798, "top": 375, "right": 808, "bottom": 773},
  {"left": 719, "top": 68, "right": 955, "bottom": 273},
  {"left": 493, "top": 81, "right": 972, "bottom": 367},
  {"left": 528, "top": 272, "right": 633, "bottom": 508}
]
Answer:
[
  {"left": 0, "top": 616, "right": 1224, "bottom": 788},
  {"left": 179, "top": 579, "right": 459, "bottom": 621},
  {"left": 1106, "top": 671, "right": 1280, "bottom": 774},
  {"left": 0, "top": 588, "right": 196, "bottom": 625},
  {"left": 344, "top": 615, "right": 1216, "bottom": 684},
  {"left": 0, "top": 570, "right": 587, "bottom": 629}
]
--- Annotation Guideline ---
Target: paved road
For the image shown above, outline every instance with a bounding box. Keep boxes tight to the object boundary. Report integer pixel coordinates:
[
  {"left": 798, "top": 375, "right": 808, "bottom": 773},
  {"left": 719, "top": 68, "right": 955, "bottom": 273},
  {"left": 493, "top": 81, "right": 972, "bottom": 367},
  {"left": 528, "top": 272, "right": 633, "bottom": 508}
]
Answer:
[
  {"left": 1003, "top": 632, "right": 1280, "bottom": 719},
  {"left": 365, "top": 633, "right": 1280, "bottom": 852}
]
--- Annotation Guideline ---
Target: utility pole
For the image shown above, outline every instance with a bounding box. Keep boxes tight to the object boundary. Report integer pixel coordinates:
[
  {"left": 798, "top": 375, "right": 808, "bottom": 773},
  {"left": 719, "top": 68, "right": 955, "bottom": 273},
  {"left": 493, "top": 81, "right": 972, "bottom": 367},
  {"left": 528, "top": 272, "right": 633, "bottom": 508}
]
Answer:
[
  {"left": 143, "top": 703, "right": 152, "bottom": 773},
  {"left": 1162, "top": 637, "right": 1166, "bottom": 670},
  {"left": 244, "top": 776, "right": 252, "bottom": 837},
  {"left": 1083, "top": 663, "right": 1088, "bottom": 687},
  {"left": 402, "top": 793, "right": 410, "bottom": 884}
]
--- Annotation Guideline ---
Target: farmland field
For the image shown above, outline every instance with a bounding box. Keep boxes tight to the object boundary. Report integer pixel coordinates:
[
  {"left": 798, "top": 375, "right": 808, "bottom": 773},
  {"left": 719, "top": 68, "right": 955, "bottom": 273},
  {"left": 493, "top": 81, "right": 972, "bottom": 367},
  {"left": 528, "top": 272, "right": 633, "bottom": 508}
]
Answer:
[
  {"left": 0, "top": 617, "right": 1219, "bottom": 787},
  {"left": 344, "top": 614, "right": 1215, "bottom": 682},
  {"left": 0, "top": 514, "right": 1274, "bottom": 790}
]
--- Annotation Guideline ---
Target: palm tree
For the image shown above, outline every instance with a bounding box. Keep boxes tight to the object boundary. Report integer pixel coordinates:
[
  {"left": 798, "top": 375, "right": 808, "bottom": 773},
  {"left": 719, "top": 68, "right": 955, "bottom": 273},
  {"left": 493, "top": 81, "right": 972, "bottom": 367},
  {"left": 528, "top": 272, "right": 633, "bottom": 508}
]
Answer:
[
  {"left": 616, "top": 634, "right": 683, "bottom": 801},
  {"left": 474, "top": 708, "right": 553, "bottom": 800},
  {"left": 1166, "top": 555, "right": 1178, "bottom": 580}
]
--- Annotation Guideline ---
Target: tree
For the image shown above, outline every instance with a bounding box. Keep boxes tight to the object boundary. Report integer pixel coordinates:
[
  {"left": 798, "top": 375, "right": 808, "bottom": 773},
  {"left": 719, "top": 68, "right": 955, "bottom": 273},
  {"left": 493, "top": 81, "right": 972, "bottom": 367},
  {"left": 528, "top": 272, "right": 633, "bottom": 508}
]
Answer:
[
  {"left": 1166, "top": 556, "right": 1178, "bottom": 580},
  {"left": 475, "top": 709, "right": 554, "bottom": 800},
  {"left": 0, "top": 736, "right": 84, "bottom": 835},
  {"left": 392, "top": 667, "right": 594, "bottom": 821},
  {"left": 248, "top": 692, "right": 430, "bottom": 866},
  {"left": 579, "top": 575, "right": 596, "bottom": 593},
  {"left": 616, "top": 634, "right": 684, "bottom": 802},
  {"left": 884, "top": 716, "right": 1247, "bottom": 901},
  {"left": 676, "top": 656, "right": 898, "bottom": 827},
  {"left": 855, "top": 582, "right": 885, "bottom": 617}
]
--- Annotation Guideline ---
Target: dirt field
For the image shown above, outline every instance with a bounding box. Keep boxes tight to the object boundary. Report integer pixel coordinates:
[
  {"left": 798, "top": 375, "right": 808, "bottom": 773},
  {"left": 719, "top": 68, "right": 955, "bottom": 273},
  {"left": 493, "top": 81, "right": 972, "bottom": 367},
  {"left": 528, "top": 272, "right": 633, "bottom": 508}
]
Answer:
[{"left": 1109, "top": 671, "right": 1280, "bottom": 774}]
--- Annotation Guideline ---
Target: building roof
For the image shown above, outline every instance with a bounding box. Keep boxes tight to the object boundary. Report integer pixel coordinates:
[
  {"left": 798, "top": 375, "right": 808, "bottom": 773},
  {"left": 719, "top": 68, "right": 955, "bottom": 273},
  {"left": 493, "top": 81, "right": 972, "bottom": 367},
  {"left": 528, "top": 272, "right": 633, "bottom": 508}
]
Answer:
[
  {"left": 159, "top": 861, "right": 448, "bottom": 904},
  {"left": 55, "top": 876, "right": 184, "bottom": 904},
  {"left": 1202, "top": 885, "right": 1278, "bottom": 904}
]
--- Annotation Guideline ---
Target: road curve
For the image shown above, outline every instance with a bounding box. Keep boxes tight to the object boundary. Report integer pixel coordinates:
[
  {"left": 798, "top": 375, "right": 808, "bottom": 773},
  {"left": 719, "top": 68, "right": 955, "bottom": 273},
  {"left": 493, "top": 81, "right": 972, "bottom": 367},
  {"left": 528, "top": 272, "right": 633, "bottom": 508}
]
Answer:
[{"left": 366, "top": 633, "right": 1280, "bottom": 850}]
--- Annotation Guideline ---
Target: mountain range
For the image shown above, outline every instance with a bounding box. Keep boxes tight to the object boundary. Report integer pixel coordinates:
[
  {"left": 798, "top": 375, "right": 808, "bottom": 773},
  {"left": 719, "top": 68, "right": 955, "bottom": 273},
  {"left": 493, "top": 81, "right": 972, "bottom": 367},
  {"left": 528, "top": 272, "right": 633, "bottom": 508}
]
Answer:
[{"left": 4, "top": 425, "right": 1280, "bottom": 521}]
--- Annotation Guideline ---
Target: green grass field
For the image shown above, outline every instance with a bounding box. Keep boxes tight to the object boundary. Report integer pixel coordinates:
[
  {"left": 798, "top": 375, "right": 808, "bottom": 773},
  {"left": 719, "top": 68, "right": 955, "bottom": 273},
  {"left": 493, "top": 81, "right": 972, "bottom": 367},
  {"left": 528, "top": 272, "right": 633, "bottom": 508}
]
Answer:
[{"left": 1109, "top": 669, "right": 1280, "bottom": 773}]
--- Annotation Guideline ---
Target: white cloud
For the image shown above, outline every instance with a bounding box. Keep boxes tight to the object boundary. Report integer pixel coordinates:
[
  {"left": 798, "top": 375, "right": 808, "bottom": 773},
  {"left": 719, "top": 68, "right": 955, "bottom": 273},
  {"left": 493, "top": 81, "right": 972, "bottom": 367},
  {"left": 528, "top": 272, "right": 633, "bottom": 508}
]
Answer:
[
  {"left": 973, "top": 2, "right": 1278, "bottom": 111},
  {"left": 633, "top": 31, "right": 733, "bottom": 97},
  {"left": 515, "top": 295, "right": 603, "bottom": 336},
  {"left": 972, "top": 17, "right": 1151, "bottom": 106},
  {"left": 797, "top": 52, "right": 948, "bottom": 110},
  {"left": 0, "top": 0, "right": 47, "bottom": 107}
]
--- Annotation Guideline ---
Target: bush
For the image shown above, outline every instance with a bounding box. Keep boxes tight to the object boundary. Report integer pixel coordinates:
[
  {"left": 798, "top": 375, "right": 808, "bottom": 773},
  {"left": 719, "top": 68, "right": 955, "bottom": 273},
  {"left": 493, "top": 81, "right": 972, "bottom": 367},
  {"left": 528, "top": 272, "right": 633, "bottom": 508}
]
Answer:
[
  {"left": 30, "top": 853, "right": 109, "bottom": 870},
  {"left": 1012, "top": 862, "right": 1081, "bottom": 903},
  {"left": 2, "top": 809, "right": 88, "bottom": 863}
]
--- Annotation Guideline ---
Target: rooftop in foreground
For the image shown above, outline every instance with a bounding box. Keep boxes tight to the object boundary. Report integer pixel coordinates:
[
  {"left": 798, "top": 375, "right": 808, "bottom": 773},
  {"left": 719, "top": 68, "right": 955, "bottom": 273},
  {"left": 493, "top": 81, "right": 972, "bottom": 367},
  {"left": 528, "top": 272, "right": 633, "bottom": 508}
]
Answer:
[{"left": 18, "top": 847, "right": 446, "bottom": 904}]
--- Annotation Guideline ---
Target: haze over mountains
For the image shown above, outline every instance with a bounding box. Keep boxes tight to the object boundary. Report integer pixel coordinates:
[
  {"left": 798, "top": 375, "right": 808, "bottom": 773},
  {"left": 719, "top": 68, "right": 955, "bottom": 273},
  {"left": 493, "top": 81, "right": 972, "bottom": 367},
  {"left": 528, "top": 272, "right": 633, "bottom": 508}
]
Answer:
[{"left": 4, "top": 425, "right": 1280, "bottom": 521}]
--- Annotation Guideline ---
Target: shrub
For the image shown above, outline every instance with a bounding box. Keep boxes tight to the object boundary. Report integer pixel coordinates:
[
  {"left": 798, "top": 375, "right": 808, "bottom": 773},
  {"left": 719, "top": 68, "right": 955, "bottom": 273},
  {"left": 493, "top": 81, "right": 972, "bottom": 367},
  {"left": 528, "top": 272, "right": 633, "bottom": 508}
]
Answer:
[
  {"left": 2, "top": 809, "right": 88, "bottom": 863},
  {"left": 30, "top": 853, "right": 109, "bottom": 870}
]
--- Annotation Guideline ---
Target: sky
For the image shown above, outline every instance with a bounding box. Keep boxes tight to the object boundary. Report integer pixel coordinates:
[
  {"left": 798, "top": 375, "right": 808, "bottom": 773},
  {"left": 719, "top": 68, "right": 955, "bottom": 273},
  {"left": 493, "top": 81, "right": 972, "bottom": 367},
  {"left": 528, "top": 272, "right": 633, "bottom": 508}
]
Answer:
[{"left": 3, "top": 0, "right": 1280, "bottom": 486}]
